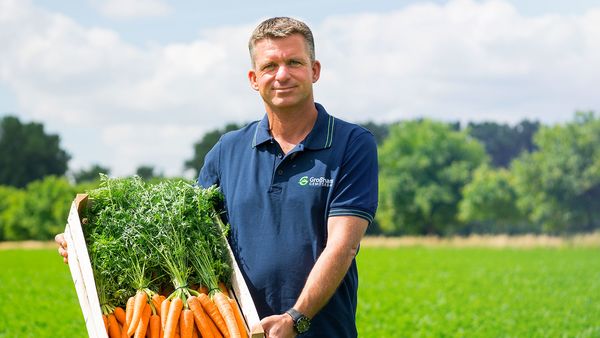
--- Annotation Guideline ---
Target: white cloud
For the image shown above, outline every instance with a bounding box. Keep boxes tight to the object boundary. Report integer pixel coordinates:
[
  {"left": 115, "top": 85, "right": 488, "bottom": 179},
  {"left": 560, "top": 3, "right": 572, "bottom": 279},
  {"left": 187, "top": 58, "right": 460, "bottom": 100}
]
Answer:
[
  {"left": 90, "top": 0, "right": 171, "bottom": 19},
  {"left": 316, "top": 0, "right": 600, "bottom": 124},
  {"left": 1, "top": 0, "right": 600, "bottom": 176}
]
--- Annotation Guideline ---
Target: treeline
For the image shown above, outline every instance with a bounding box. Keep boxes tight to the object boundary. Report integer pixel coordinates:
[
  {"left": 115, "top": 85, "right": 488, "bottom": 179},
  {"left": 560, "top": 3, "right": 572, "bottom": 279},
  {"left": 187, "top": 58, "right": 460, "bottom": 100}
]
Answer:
[{"left": 0, "top": 112, "right": 598, "bottom": 240}]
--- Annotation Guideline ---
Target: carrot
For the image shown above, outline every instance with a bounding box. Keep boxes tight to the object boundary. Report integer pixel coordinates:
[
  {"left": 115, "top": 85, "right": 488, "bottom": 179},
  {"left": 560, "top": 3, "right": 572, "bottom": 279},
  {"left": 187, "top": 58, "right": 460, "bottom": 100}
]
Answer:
[
  {"left": 180, "top": 309, "right": 194, "bottom": 338},
  {"left": 218, "top": 282, "right": 229, "bottom": 296},
  {"left": 122, "top": 295, "right": 135, "bottom": 337},
  {"left": 209, "top": 316, "right": 224, "bottom": 338},
  {"left": 148, "top": 314, "right": 160, "bottom": 338},
  {"left": 213, "top": 292, "right": 241, "bottom": 338},
  {"left": 192, "top": 326, "right": 199, "bottom": 338},
  {"left": 134, "top": 303, "right": 151, "bottom": 338},
  {"left": 198, "top": 293, "right": 229, "bottom": 337},
  {"left": 161, "top": 298, "right": 171, "bottom": 330},
  {"left": 128, "top": 291, "right": 148, "bottom": 336},
  {"left": 187, "top": 296, "right": 215, "bottom": 338},
  {"left": 198, "top": 286, "right": 208, "bottom": 295},
  {"left": 152, "top": 294, "right": 162, "bottom": 316},
  {"left": 108, "top": 313, "right": 122, "bottom": 338},
  {"left": 114, "top": 307, "right": 126, "bottom": 326},
  {"left": 163, "top": 297, "right": 183, "bottom": 338},
  {"left": 103, "top": 314, "right": 109, "bottom": 333},
  {"left": 228, "top": 299, "right": 247, "bottom": 338},
  {"left": 126, "top": 296, "right": 135, "bottom": 325}
]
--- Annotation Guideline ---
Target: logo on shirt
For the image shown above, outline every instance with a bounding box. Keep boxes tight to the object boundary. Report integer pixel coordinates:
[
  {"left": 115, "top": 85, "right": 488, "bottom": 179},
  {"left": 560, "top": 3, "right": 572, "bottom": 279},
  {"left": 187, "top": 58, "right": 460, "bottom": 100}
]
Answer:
[{"left": 298, "top": 176, "right": 333, "bottom": 187}]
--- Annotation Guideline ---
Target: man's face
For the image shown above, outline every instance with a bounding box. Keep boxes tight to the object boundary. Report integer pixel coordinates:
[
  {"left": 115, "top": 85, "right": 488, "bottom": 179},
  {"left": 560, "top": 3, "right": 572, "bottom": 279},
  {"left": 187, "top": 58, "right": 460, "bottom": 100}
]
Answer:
[{"left": 248, "top": 34, "right": 321, "bottom": 111}]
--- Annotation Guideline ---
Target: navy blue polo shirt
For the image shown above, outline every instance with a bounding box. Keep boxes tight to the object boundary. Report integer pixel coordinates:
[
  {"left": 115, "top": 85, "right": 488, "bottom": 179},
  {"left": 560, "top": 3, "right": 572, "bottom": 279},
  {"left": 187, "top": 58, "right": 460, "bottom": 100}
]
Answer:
[{"left": 198, "top": 103, "right": 378, "bottom": 337}]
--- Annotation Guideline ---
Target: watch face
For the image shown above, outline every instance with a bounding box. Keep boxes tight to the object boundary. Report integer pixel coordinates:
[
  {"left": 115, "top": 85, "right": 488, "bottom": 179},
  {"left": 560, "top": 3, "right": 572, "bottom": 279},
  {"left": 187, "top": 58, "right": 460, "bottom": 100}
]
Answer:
[{"left": 296, "top": 316, "right": 311, "bottom": 333}]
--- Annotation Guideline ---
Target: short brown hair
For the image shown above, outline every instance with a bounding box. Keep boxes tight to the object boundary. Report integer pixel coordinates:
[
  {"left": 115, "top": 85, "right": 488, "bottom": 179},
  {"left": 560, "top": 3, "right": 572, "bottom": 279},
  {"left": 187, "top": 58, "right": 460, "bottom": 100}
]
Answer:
[{"left": 248, "top": 17, "right": 315, "bottom": 66}]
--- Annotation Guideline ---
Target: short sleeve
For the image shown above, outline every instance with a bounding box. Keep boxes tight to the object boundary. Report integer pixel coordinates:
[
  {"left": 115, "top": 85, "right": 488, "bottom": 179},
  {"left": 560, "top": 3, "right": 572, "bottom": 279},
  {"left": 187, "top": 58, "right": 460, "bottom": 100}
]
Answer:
[
  {"left": 197, "top": 138, "right": 222, "bottom": 188},
  {"left": 329, "top": 130, "right": 379, "bottom": 223}
]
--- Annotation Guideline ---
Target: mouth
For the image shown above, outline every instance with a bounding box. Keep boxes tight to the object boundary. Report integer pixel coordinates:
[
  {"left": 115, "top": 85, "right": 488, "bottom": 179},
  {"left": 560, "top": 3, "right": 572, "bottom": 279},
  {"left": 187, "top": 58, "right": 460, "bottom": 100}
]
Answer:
[{"left": 273, "top": 86, "right": 296, "bottom": 92}]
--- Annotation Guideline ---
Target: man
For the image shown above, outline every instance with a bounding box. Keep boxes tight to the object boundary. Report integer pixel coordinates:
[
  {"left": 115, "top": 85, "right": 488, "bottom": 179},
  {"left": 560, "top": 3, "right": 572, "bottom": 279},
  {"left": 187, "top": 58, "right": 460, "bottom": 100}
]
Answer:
[
  {"left": 58, "top": 17, "right": 378, "bottom": 337},
  {"left": 198, "top": 17, "right": 378, "bottom": 337}
]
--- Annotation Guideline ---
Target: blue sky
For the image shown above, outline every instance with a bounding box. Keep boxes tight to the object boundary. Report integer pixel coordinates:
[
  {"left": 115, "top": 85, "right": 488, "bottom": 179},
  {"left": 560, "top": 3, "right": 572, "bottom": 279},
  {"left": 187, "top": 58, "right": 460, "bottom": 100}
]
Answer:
[{"left": 1, "top": 0, "right": 600, "bottom": 177}]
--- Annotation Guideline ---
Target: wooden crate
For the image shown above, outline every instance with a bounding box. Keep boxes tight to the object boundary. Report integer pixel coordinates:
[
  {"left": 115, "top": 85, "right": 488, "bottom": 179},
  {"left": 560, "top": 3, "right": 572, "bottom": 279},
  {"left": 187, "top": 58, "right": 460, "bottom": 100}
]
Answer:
[{"left": 65, "top": 193, "right": 265, "bottom": 338}]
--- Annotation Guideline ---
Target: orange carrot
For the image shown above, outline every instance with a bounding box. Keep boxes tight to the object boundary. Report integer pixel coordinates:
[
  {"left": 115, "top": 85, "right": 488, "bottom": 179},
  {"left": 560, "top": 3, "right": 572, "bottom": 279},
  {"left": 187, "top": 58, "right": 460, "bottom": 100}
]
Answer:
[
  {"left": 214, "top": 292, "right": 241, "bottom": 338},
  {"left": 114, "top": 307, "right": 126, "bottom": 326},
  {"left": 103, "top": 314, "right": 109, "bottom": 333},
  {"left": 152, "top": 294, "right": 162, "bottom": 316},
  {"left": 187, "top": 296, "right": 215, "bottom": 338},
  {"left": 218, "top": 282, "right": 229, "bottom": 296},
  {"left": 161, "top": 298, "right": 171, "bottom": 330},
  {"left": 128, "top": 291, "right": 148, "bottom": 336},
  {"left": 198, "top": 286, "right": 209, "bottom": 295},
  {"left": 228, "top": 299, "right": 247, "bottom": 338},
  {"left": 148, "top": 314, "right": 160, "bottom": 338},
  {"left": 126, "top": 296, "right": 135, "bottom": 325},
  {"left": 163, "top": 297, "right": 183, "bottom": 338},
  {"left": 123, "top": 295, "right": 135, "bottom": 337},
  {"left": 108, "top": 313, "right": 122, "bottom": 338},
  {"left": 198, "top": 293, "right": 228, "bottom": 337},
  {"left": 192, "top": 326, "right": 199, "bottom": 338},
  {"left": 134, "top": 303, "right": 151, "bottom": 338},
  {"left": 179, "top": 309, "right": 194, "bottom": 338},
  {"left": 209, "top": 317, "right": 224, "bottom": 338}
]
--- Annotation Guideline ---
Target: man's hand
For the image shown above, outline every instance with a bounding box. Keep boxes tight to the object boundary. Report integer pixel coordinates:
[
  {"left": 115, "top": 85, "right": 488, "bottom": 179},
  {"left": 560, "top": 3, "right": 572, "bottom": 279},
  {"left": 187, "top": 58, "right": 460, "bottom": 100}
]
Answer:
[
  {"left": 260, "top": 313, "right": 296, "bottom": 338},
  {"left": 55, "top": 233, "right": 68, "bottom": 264}
]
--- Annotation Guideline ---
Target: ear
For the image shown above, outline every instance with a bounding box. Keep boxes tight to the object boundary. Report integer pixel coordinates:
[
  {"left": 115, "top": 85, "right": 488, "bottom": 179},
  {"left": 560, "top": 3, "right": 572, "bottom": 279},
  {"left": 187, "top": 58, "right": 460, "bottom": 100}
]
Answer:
[
  {"left": 248, "top": 69, "right": 259, "bottom": 91},
  {"left": 311, "top": 60, "right": 321, "bottom": 83}
]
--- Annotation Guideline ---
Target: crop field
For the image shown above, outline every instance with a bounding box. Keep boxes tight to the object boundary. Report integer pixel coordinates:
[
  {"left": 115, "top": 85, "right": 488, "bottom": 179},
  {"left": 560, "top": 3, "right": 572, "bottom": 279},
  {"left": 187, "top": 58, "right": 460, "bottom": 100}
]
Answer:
[
  {"left": 1, "top": 245, "right": 599, "bottom": 337},
  {"left": 356, "top": 246, "right": 600, "bottom": 337}
]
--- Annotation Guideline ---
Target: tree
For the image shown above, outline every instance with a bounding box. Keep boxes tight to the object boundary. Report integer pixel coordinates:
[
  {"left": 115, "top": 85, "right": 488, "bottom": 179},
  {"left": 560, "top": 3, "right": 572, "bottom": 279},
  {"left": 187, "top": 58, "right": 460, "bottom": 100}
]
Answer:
[
  {"left": 467, "top": 120, "right": 540, "bottom": 168},
  {"left": 359, "top": 121, "right": 390, "bottom": 145},
  {"left": 0, "top": 116, "right": 70, "bottom": 187},
  {"left": 0, "top": 185, "right": 24, "bottom": 241},
  {"left": 2, "top": 176, "right": 76, "bottom": 240},
  {"left": 458, "top": 165, "right": 528, "bottom": 234},
  {"left": 377, "top": 119, "right": 488, "bottom": 235},
  {"left": 185, "top": 123, "right": 245, "bottom": 177},
  {"left": 512, "top": 112, "right": 600, "bottom": 233},
  {"left": 72, "top": 164, "right": 110, "bottom": 184},
  {"left": 136, "top": 165, "right": 162, "bottom": 180}
]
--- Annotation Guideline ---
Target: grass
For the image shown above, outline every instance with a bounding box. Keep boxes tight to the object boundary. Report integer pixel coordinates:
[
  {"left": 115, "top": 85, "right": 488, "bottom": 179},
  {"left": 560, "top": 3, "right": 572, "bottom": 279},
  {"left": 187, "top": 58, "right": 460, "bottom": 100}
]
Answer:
[
  {"left": 0, "top": 249, "right": 87, "bottom": 338},
  {"left": 357, "top": 246, "right": 600, "bottom": 337},
  {"left": 1, "top": 246, "right": 599, "bottom": 337}
]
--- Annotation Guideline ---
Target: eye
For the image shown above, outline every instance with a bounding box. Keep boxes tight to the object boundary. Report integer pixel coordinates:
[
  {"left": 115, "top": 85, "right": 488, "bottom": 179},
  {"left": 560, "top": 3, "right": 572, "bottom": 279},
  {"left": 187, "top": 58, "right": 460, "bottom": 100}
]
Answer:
[
  {"left": 288, "top": 60, "right": 302, "bottom": 67},
  {"left": 261, "top": 63, "right": 277, "bottom": 72}
]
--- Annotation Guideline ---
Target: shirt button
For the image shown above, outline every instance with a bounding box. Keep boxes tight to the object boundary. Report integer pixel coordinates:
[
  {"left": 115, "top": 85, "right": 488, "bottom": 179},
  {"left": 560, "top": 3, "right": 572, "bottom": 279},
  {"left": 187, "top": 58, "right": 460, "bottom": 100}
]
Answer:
[
  {"left": 277, "top": 169, "right": 284, "bottom": 175},
  {"left": 278, "top": 153, "right": 283, "bottom": 159}
]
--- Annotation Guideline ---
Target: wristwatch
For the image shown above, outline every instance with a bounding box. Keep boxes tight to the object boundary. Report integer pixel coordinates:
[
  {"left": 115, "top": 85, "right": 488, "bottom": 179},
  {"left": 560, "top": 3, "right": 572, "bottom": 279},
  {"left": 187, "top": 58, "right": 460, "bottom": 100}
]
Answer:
[{"left": 286, "top": 308, "right": 311, "bottom": 334}]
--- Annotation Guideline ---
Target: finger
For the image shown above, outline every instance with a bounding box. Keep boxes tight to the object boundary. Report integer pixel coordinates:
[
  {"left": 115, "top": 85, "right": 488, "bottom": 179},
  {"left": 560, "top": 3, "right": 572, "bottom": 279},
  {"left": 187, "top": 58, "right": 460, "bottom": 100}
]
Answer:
[
  {"left": 54, "top": 233, "right": 67, "bottom": 247},
  {"left": 59, "top": 246, "right": 68, "bottom": 258}
]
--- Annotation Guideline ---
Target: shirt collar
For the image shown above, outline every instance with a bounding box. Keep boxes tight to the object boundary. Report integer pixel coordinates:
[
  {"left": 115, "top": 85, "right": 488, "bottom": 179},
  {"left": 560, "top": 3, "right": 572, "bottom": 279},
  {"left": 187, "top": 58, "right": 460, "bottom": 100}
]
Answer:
[{"left": 251, "top": 102, "right": 335, "bottom": 150}]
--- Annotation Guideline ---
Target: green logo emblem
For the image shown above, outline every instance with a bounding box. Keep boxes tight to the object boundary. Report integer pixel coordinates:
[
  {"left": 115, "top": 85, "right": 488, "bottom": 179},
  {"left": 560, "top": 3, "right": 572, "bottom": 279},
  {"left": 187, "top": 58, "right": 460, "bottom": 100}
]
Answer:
[{"left": 298, "top": 176, "right": 309, "bottom": 186}]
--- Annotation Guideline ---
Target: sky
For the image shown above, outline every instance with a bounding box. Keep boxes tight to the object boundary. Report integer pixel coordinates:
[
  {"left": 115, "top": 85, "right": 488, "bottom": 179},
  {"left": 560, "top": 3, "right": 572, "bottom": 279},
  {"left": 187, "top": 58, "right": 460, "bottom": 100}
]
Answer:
[{"left": 1, "top": 0, "right": 599, "bottom": 178}]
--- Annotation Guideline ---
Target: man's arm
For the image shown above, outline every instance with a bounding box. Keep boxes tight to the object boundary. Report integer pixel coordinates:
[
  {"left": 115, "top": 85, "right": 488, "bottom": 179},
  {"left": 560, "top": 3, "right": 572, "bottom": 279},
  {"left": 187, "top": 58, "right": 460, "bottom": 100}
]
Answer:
[{"left": 260, "top": 215, "right": 368, "bottom": 338}]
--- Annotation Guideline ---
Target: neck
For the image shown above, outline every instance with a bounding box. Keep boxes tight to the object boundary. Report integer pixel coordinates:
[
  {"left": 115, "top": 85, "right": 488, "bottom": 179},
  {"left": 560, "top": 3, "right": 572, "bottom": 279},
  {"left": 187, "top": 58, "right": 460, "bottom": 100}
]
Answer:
[{"left": 266, "top": 101, "right": 318, "bottom": 154}]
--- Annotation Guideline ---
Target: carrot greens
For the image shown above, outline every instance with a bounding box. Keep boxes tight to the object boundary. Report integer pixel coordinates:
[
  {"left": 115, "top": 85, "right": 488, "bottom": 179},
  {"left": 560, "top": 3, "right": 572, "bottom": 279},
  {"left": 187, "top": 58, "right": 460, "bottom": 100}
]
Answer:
[{"left": 78, "top": 175, "right": 240, "bottom": 337}]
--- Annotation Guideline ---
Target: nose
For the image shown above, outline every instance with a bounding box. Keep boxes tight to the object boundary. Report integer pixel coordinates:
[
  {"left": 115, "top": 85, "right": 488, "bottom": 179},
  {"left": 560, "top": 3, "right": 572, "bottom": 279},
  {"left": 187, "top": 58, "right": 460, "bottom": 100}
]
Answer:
[{"left": 275, "top": 64, "right": 290, "bottom": 81}]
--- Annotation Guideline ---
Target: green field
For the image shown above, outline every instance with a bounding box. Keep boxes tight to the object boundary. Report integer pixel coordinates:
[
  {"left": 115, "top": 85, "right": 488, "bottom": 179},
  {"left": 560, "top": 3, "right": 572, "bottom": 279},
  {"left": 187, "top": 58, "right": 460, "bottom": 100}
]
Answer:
[
  {"left": 356, "top": 247, "right": 600, "bottom": 337},
  {"left": 1, "top": 247, "right": 599, "bottom": 337}
]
